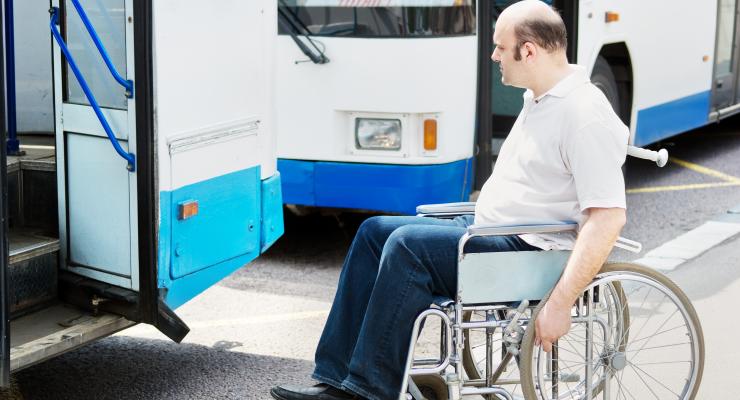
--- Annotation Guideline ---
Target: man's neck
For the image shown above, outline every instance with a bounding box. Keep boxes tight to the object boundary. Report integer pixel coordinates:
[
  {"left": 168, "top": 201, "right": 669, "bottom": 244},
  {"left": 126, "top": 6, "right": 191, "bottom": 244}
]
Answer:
[{"left": 530, "top": 61, "right": 573, "bottom": 99}]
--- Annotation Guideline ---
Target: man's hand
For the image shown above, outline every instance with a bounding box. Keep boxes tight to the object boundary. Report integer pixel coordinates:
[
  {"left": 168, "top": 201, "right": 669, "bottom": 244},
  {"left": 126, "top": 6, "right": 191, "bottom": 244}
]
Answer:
[{"left": 534, "top": 300, "right": 572, "bottom": 352}]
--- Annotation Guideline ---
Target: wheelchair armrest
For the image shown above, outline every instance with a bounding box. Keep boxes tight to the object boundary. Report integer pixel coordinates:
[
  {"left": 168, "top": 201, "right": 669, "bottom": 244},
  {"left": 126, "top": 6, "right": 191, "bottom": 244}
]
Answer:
[
  {"left": 416, "top": 202, "right": 476, "bottom": 217},
  {"left": 464, "top": 222, "right": 578, "bottom": 237},
  {"left": 458, "top": 222, "right": 578, "bottom": 259}
]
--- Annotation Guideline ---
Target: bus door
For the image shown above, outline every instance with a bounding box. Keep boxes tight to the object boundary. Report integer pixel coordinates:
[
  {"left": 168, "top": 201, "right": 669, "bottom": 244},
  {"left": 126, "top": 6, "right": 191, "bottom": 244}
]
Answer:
[
  {"left": 50, "top": 1, "right": 186, "bottom": 340},
  {"left": 713, "top": 0, "right": 739, "bottom": 110},
  {"left": 1, "top": 0, "right": 9, "bottom": 384},
  {"left": 51, "top": 0, "right": 140, "bottom": 290}
]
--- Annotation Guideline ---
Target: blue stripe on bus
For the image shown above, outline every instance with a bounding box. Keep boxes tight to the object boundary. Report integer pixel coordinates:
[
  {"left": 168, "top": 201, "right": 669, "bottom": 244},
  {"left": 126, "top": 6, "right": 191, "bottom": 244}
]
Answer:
[
  {"left": 634, "top": 91, "right": 711, "bottom": 147},
  {"left": 157, "top": 168, "right": 284, "bottom": 310},
  {"left": 278, "top": 158, "right": 474, "bottom": 215}
]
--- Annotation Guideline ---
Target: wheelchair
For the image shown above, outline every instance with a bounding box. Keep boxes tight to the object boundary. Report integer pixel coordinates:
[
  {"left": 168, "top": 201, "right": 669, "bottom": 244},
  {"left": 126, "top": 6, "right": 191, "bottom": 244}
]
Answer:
[{"left": 401, "top": 147, "right": 704, "bottom": 400}]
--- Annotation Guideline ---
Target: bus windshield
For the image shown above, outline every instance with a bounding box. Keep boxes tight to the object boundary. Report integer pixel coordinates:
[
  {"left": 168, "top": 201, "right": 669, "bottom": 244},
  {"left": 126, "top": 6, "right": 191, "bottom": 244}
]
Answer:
[{"left": 278, "top": 0, "right": 476, "bottom": 38}]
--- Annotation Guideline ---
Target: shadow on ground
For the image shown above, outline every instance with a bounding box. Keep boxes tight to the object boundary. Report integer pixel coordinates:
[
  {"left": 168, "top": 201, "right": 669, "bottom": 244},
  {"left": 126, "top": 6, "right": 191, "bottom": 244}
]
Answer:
[
  {"left": 12, "top": 336, "right": 315, "bottom": 400},
  {"left": 220, "top": 211, "right": 375, "bottom": 302}
]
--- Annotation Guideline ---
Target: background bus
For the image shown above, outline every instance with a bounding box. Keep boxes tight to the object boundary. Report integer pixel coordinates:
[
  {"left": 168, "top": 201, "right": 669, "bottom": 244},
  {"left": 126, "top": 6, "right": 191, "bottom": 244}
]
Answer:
[
  {"left": 276, "top": 0, "right": 734, "bottom": 215},
  {"left": 1, "top": 0, "right": 282, "bottom": 386}
]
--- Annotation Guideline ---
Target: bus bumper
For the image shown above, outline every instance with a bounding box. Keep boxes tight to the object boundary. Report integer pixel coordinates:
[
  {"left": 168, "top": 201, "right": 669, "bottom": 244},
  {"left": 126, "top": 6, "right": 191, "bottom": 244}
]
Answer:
[
  {"left": 278, "top": 158, "right": 474, "bottom": 215},
  {"left": 158, "top": 170, "right": 284, "bottom": 310}
]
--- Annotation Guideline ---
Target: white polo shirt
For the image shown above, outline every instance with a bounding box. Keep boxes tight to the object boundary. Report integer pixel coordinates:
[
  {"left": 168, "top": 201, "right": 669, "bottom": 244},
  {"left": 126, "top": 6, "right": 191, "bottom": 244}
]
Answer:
[{"left": 474, "top": 65, "right": 628, "bottom": 250}]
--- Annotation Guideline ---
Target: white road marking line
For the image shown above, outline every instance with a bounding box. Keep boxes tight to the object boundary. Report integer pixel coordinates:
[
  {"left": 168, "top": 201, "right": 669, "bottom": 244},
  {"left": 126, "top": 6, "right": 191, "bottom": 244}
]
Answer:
[
  {"left": 634, "top": 220, "right": 740, "bottom": 271},
  {"left": 185, "top": 310, "right": 330, "bottom": 329},
  {"left": 119, "top": 310, "right": 331, "bottom": 339}
]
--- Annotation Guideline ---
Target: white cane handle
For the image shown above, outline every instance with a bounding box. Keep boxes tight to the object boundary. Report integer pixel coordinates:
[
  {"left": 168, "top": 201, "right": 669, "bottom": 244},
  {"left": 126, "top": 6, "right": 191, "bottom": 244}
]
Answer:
[{"left": 627, "top": 146, "right": 669, "bottom": 167}]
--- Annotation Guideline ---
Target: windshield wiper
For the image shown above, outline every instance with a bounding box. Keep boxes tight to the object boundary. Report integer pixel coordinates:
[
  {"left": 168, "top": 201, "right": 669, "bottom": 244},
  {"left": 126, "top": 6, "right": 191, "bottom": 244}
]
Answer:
[{"left": 278, "top": 5, "right": 329, "bottom": 65}]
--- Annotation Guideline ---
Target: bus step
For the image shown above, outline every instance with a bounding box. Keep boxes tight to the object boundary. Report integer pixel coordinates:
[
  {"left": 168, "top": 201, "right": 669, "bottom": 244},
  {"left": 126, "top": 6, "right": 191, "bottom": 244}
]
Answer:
[
  {"left": 7, "top": 144, "right": 57, "bottom": 234},
  {"left": 8, "top": 230, "right": 60, "bottom": 319},
  {"left": 10, "top": 304, "right": 134, "bottom": 373}
]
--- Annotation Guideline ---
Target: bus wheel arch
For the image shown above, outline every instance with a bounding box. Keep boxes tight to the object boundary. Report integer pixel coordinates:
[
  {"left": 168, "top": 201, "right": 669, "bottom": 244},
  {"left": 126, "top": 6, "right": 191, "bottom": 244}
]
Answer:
[{"left": 593, "top": 43, "right": 634, "bottom": 127}]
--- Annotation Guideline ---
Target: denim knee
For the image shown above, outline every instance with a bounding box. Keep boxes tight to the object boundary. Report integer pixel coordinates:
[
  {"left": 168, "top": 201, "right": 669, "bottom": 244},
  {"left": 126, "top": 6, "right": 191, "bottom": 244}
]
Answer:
[
  {"left": 357, "top": 216, "right": 408, "bottom": 245},
  {"left": 356, "top": 216, "right": 386, "bottom": 238},
  {"left": 383, "top": 225, "right": 416, "bottom": 250},
  {"left": 379, "top": 226, "right": 418, "bottom": 268}
]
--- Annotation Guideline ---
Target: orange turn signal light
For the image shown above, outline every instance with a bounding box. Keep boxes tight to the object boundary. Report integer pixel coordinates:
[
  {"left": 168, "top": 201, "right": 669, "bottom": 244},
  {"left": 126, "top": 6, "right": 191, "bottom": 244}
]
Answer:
[
  {"left": 178, "top": 200, "right": 199, "bottom": 220},
  {"left": 424, "top": 119, "right": 437, "bottom": 151},
  {"left": 605, "top": 11, "right": 619, "bottom": 23}
]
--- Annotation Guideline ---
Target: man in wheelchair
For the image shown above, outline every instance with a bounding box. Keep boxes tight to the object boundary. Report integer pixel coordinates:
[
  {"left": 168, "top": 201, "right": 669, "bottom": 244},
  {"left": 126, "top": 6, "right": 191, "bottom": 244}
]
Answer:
[{"left": 271, "top": 1, "right": 629, "bottom": 399}]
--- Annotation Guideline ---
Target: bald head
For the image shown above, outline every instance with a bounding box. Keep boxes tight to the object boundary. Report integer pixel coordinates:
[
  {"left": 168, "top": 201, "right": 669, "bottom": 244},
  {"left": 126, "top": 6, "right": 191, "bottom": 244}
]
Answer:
[
  {"left": 498, "top": 0, "right": 568, "bottom": 60},
  {"left": 499, "top": 0, "right": 562, "bottom": 25}
]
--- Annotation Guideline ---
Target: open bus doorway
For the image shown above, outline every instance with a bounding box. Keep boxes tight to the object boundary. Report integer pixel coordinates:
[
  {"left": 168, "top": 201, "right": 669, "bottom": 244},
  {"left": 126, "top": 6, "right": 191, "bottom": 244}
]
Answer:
[
  {"left": 2, "top": 0, "right": 150, "bottom": 380},
  {"left": 2, "top": 0, "right": 283, "bottom": 386},
  {"left": 712, "top": 0, "right": 739, "bottom": 113}
]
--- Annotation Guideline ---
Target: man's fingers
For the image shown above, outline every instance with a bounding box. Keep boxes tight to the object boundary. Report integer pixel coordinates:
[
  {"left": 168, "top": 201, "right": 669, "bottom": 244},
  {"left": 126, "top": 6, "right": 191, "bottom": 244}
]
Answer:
[{"left": 542, "top": 340, "right": 552, "bottom": 353}]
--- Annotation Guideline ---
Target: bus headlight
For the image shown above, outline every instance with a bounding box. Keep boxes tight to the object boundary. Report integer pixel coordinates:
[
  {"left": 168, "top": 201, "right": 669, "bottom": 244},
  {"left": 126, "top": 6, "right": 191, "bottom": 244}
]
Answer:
[{"left": 355, "top": 118, "right": 402, "bottom": 150}]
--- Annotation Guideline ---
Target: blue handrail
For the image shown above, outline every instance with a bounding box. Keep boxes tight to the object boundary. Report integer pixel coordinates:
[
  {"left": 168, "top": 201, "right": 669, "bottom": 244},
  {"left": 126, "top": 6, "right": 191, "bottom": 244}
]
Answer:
[
  {"left": 70, "top": 0, "right": 133, "bottom": 97},
  {"left": 50, "top": 7, "right": 135, "bottom": 171}
]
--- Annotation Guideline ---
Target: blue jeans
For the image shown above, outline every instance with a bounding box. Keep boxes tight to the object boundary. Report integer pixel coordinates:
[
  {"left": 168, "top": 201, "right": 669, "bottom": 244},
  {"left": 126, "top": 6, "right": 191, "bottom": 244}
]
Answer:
[{"left": 312, "top": 215, "right": 538, "bottom": 400}]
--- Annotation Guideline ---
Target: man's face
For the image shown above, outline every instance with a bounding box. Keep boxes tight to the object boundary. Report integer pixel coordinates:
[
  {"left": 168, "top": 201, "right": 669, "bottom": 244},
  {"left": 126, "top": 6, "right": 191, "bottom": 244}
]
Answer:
[{"left": 491, "top": 22, "right": 527, "bottom": 88}]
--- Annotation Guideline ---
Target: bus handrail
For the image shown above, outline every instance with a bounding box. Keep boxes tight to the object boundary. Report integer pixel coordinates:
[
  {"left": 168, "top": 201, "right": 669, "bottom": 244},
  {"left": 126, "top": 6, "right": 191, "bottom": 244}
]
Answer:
[
  {"left": 50, "top": 7, "right": 135, "bottom": 172},
  {"left": 69, "top": 0, "right": 133, "bottom": 97},
  {"left": 627, "top": 145, "right": 668, "bottom": 167}
]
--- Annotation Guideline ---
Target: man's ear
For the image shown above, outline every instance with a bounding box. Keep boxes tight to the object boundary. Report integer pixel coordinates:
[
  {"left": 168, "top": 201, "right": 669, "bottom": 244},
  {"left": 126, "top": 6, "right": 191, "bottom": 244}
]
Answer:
[{"left": 523, "top": 42, "right": 537, "bottom": 63}]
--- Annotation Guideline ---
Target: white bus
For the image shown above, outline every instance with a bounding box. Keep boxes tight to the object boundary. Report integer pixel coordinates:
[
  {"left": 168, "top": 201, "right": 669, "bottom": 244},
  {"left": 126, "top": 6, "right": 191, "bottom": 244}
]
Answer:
[
  {"left": 1, "top": 0, "right": 281, "bottom": 385},
  {"left": 276, "top": 0, "right": 734, "bottom": 214}
]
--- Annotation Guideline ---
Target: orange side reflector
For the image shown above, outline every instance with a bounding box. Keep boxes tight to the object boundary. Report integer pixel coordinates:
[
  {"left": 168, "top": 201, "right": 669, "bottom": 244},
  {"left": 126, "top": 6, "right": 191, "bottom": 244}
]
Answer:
[
  {"left": 178, "top": 201, "right": 199, "bottom": 220},
  {"left": 424, "top": 119, "right": 437, "bottom": 151},
  {"left": 605, "top": 11, "right": 619, "bottom": 23}
]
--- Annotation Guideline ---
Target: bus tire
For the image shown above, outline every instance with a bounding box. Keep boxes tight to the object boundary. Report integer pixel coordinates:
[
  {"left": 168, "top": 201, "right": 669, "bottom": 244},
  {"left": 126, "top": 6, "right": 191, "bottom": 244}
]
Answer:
[{"left": 591, "top": 56, "right": 620, "bottom": 116}]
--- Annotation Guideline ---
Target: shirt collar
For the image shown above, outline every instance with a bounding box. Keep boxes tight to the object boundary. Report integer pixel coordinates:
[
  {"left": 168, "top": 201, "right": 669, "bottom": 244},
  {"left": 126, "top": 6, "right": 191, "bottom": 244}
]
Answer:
[{"left": 526, "top": 64, "right": 590, "bottom": 102}]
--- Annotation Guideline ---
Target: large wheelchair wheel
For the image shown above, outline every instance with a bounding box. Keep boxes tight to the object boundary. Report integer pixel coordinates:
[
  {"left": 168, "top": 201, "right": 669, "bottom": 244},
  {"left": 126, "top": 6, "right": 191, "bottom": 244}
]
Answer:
[
  {"left": 519, "top": 263, "right": 704, "bottom": 400},
  {"left": 462, "top": 280, "right": 628, "bottom": 399}
]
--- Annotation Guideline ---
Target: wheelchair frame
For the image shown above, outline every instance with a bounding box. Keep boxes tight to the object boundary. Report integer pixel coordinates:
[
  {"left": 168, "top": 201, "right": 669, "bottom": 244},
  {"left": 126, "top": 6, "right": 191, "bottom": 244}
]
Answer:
[
  {"left": 401, "top": 214, "right": 579, "bottom": 400},
  {"left": 400, "top": 143, "right": 704, "bottom": 400}
]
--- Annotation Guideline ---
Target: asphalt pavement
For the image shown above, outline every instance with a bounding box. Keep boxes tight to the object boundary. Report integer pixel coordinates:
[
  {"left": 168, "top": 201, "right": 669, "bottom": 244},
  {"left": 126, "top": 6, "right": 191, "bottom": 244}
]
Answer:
[{"left": 6, "top": 118, "right": 740, "bottom": 399}]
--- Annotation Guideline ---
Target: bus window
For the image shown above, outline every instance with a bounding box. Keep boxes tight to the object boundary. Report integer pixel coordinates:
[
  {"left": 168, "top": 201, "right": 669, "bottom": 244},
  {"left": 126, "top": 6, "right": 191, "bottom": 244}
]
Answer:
[
  {"left": 278, "top": 0, "right": 476, "bottom": 38},
  {"left": 64, "top": 0, "right": 127, "bottom": 110}
]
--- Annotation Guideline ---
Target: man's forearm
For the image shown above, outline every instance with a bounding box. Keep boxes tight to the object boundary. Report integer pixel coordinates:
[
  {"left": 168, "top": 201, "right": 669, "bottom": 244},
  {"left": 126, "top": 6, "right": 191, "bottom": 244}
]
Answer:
[{"left": 547, "top": 208, "right": 626, "bottom": 310}]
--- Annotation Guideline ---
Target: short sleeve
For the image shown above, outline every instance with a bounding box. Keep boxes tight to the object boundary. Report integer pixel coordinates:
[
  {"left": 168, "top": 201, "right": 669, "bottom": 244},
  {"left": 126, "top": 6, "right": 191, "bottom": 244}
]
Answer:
[{"left": 564, "top": 121, "right": 628, "bottom": 211}]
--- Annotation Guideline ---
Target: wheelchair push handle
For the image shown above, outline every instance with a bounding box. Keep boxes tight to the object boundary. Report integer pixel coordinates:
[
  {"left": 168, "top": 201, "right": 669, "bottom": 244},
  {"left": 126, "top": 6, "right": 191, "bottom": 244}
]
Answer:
[{"left": 627, "top": 145, "right": 669, "bottom": 167}]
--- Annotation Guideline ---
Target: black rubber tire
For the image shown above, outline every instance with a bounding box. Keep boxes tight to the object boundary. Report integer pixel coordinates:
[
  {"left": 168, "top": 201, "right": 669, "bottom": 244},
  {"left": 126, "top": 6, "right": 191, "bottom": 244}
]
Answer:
[
  {"left": 518, "top": 262, "right": 705, "bottom": 400},
  {"left": 591, "top": 56, "right": 620, "bottom": 116},
  {"left": 412, "top": 374, "right": 449, "bottom": 400}
]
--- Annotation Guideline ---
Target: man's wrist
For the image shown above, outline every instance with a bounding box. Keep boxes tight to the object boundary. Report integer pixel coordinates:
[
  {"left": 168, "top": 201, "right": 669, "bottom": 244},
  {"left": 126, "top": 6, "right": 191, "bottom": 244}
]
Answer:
[{"left": 547, "top": 289, "right": 574, "bottom": 311}]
